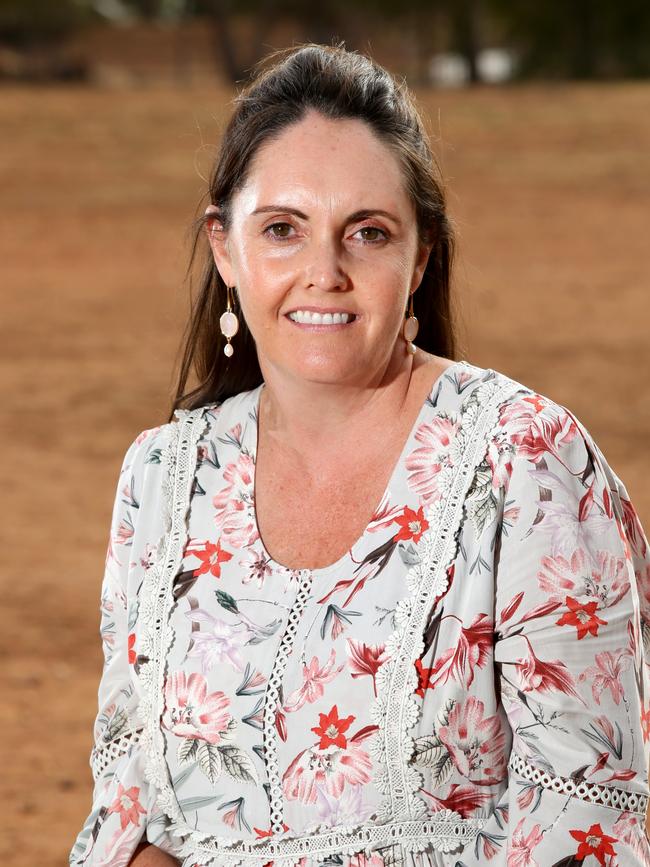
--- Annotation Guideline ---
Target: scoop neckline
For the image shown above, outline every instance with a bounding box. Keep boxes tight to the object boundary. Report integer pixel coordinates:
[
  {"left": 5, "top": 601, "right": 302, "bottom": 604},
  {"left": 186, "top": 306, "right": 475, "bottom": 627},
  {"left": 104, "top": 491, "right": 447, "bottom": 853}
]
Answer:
[{"left": 247, "top": 358, "right": 472, "bottom": 577}]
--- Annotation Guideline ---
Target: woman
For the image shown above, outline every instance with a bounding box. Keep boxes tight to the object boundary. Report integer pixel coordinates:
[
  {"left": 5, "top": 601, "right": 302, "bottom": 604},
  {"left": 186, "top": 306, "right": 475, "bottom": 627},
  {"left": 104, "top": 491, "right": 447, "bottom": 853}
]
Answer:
[{"left": 70, "top": 44, "right": 650, "bottom": 867}]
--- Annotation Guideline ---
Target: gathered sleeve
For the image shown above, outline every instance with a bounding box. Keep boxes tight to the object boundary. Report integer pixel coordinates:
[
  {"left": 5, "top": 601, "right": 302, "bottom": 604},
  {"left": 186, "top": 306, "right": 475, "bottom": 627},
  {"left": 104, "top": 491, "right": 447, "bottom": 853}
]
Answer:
[
  {"left": 467, "top": 398, "right": 650, "bottom": 865},
  {"left": 70, "top": 426, "right": 172, "bottom": 867}
]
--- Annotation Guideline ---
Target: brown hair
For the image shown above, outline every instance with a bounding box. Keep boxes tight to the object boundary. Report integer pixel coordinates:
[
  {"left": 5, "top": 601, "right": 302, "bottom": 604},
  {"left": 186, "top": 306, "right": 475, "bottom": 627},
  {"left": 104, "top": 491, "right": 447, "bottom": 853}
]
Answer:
[{"left": 169, "top": 42, "right": 459, "bottom": 421}]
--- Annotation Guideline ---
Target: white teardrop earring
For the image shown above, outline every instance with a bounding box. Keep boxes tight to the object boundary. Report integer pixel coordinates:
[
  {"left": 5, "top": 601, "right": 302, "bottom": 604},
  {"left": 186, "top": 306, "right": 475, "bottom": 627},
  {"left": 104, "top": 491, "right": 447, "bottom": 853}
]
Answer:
[
  {"left": 403, "top": 292, "right": 418, "bottom": 355},
  {"left": 220, "top": 285, "right": 239, "bottom": 357}
]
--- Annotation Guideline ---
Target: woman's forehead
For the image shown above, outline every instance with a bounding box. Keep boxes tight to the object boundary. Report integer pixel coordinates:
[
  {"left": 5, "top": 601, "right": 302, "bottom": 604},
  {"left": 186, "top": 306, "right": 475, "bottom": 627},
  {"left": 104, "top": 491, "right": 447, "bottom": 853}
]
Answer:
[{"left": 234, "top": 115, "right": 411, "bottom": 218}]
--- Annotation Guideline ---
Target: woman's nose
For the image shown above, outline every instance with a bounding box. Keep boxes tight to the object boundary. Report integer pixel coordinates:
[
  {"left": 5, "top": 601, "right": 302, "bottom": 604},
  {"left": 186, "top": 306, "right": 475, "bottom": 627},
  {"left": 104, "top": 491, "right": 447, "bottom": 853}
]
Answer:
[{"left": 304, "top": 236, "right": 348, "bottom": 291}]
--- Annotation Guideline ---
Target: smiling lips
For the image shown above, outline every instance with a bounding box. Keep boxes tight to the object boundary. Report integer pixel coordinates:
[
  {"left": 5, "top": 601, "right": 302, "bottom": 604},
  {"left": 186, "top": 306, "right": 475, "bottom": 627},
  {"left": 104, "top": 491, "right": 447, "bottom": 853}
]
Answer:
[{"left": 287, "top": 310, "right": 356, "bottom": 326}]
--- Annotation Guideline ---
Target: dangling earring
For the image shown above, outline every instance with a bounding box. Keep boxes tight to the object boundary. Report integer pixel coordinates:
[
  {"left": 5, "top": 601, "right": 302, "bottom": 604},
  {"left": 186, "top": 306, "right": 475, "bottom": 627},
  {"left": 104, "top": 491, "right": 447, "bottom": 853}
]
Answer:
[
  {"left": 403, "top": 292, "right": 418, "bottom": 355},
  {"left": 220, "top": 285, "right": 239, "bottom": 357}
]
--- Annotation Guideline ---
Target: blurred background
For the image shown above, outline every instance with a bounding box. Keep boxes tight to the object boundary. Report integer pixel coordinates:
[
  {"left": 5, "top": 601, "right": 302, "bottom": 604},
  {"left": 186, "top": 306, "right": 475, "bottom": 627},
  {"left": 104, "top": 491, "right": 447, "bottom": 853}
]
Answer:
[{"left": 1, "top": 1, "right": 649, "bottom": 863}]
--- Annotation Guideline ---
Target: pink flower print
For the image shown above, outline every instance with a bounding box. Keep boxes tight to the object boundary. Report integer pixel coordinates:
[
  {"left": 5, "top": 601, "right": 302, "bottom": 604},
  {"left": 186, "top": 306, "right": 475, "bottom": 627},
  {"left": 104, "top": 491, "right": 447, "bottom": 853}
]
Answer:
[
  {"left": 591, "top": 549, "right": 630, "bottom": 608},
  {"left": 534, "top": 497, "right": 612, "bottom": 560},
  {"left": 515, "top": 641, "right": 583, "bottom": 702},
  {"left": 578, "top": 649, "right": 632, "bottom": 705},
  {"left": 537, "top": 549, "right": 582, "bottom": 602},
  {"left": 507, "top": 817, "right": 543, "bottom": 867},
  {"left": 213, "top": 453, "right": 259, "bottom": 547},
  {"left": 107, "top": 783, "right": 146, "bottom": 830},
  {"left": 620, "top": 495, "right": 648, "bottom": 560},
  {"left": 485, "top": 437, "right": 514, "bottom": 494},
  {"left": 515, "top": 405, "right": 578, "bottom": 464},
  {"left": 184, "top": 608, "right": 250, "bottom": 674},
  {"left": 315, "top": 783, "right": 374, "bottom": 827},
  {"left": 238, "top": 547, "right": 273, "bottom": 589},
  {"left": 114, "top": 516, "right": 134, "bottom": 547},
  {"left": 346, "top": 639, "right": 388, "bottom": 696},
  {"left": 282, "top": 739, "right": 372, "bottom": 803},
  {"left": 162, "top": 671, "right": 232, "bottom": 744},
  {"left": 498, "top": 395, "right": 546, "bottom": 446},
  {"left": 405, "top": 415, "right": 460, "bottom": 504},
  {"left": 613, "top": 812, "right": 649, "bottom": 862},
  {"left": 437, "top": 696, "right": 507, "bottom": 786},
  {"left": 283, "top": 649, "right": 344, "bottom": 713},
  {"left": 134, "top": 426, "right": 161, "bottom": 446},
  {"left": 349, "top": 855, "right": 385, "bottom": 867}
]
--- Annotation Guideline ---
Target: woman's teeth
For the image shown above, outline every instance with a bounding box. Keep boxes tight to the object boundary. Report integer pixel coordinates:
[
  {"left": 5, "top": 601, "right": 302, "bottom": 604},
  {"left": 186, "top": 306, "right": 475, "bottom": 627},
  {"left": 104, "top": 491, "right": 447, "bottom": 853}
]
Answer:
[{"left": 288, "top": 311, "right": 353, "bottom": 325}]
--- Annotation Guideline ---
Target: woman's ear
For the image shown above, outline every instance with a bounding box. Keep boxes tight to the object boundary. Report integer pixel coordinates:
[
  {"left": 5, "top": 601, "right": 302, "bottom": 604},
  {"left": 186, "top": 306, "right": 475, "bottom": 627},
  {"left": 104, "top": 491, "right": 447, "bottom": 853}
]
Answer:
[
  {"left": 410, "top": 237, "right": 434, "bottom": 293},
  {"left": 205, "top": 204, "right": 235, "bottom": 288}
]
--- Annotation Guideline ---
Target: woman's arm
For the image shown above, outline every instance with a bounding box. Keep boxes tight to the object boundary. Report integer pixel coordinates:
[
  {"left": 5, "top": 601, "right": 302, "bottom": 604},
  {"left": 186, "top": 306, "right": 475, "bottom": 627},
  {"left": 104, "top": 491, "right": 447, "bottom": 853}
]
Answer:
[
  {"left": 491, "top": 401, "right": 650, "bottom": 861},
  {"left": 70, "top": 428, "right": 167, "bottom": 866}
]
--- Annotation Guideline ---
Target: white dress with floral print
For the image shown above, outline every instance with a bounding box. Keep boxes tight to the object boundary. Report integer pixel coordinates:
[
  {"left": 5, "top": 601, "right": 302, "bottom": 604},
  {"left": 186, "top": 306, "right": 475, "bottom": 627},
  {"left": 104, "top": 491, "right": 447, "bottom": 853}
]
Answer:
[{"left": 70, "top": 360, "right": 650, "bottom": 867}]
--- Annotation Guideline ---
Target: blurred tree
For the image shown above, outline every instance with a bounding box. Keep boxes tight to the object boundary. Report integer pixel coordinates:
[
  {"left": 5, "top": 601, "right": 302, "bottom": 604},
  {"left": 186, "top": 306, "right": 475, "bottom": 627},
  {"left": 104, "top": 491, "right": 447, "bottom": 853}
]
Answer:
[
  {"left": 488, "top": 0, "right": 650, "bottom": 79},
  {"left": 0, "top": 0, "right": 90, "bottom": 48}
]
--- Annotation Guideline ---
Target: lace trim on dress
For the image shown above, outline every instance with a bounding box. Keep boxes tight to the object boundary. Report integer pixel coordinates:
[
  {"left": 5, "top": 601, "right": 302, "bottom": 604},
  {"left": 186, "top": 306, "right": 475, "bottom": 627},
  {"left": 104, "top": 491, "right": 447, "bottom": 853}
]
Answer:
[
  {"left": 138, "top": 409, "right": 211, "bottom": 822},
  {"left": 90, "top": 727, "right": 142, "bottom": 781},
  {"left": 262, "top": 568, "right": 314, "bottom": 833},
  {"left": 369, "top": 370, "right": 526, "bottom": 823},
  {"left": 176, "top": 812, "right": 486, "bottom": 867},
  {"left": 509, "top": 749, "right": 650, "bottom": 816}
]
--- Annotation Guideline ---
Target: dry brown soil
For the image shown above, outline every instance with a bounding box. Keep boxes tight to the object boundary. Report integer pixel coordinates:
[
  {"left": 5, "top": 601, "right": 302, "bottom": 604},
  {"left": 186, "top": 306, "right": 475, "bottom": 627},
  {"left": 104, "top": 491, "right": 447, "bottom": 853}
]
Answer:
[{"left": 1, "top": 81, "right": 649, "bottom": 864}]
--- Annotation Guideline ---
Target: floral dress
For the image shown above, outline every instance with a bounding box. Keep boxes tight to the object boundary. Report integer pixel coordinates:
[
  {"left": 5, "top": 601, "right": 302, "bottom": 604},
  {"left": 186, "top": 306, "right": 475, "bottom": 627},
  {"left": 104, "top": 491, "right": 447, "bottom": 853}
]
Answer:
[{"left": 70, "top": 359, "right": 650, "bottom": 867}]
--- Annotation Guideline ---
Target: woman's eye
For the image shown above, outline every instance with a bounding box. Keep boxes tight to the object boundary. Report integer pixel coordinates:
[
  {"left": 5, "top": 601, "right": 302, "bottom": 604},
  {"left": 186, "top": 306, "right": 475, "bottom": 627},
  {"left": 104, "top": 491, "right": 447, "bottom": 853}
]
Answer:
[
  {"left": 356, "top": 226, "right": 388, "bottom": 243},
  {"left": 265, "top": 222, "right": 294, "bottom": 239}
]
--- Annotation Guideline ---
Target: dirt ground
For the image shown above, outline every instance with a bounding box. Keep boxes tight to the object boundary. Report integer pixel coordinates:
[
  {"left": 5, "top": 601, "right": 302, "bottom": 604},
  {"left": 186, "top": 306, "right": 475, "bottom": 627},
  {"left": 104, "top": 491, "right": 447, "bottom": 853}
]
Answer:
[{"left": 1, "top": 80, "right": 649, "bottom": 865}]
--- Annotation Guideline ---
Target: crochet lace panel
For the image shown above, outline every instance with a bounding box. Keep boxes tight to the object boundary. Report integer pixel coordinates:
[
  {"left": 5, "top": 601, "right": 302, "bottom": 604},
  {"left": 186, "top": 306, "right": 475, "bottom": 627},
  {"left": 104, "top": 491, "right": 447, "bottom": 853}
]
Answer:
[
  {"left": 509, "top": 750, "right": 649, "bottom": 817},
  {"left": 369, "top": 373, "right": 524, "bottom": 823},
  {"left": 178, "top": 813, "right": 485, "bottom": 867},
  {"left": 262, "top": 568, "right": 314, "bottom": 833},
  {"left": 137, "top": 376, "right": 525, "bottom": 866},
  {"left": 91, "top": 727, "right": 142, "bottom": 781}
]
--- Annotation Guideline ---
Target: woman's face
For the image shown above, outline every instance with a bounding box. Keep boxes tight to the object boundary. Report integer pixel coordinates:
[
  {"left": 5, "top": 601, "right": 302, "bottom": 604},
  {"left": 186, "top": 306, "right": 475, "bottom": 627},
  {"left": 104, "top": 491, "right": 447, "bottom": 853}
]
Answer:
[{"left": 206, "top": 109, "right": 433, "bottom": 389}]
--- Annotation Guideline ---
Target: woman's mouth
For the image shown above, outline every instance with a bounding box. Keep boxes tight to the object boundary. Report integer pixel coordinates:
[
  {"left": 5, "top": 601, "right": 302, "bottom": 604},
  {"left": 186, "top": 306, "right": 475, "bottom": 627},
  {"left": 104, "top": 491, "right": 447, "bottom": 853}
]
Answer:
[{"left": 286, "top": 310, "right": 357, "bottom": 326}]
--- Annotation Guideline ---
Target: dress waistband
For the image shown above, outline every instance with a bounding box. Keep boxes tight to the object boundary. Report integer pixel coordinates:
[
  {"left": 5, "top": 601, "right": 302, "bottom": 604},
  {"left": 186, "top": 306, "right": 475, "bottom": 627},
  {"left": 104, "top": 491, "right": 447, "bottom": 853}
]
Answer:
[{"left": 178, "top": 812, "right": 485, "bottom": 867}]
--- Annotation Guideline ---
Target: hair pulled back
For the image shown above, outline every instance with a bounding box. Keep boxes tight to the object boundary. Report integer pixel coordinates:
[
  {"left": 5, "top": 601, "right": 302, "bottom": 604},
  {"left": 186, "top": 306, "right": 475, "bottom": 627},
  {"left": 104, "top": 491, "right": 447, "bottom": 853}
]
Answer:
[{"left": 170, "top": 42, "right": 459, "bottom": 420}]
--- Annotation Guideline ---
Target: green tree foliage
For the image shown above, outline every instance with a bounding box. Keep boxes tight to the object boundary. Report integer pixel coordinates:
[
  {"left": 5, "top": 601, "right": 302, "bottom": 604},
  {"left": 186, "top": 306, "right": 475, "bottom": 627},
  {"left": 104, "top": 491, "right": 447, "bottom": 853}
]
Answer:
[
  {"left": 488, "top": 0, "right": 650, "bottom": 78},
  {"left": 0, "top": 0, "right": 92, "bottom": 47}
]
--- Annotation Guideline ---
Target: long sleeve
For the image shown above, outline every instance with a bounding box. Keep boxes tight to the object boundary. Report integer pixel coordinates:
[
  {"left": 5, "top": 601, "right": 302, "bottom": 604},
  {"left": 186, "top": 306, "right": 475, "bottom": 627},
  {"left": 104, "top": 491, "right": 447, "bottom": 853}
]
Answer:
[
  {"left": 70, "top": 427, "right": 166, "bottom": 867},
  {"left": 464, "top": 398, "right": 650, "bottom": 865}
]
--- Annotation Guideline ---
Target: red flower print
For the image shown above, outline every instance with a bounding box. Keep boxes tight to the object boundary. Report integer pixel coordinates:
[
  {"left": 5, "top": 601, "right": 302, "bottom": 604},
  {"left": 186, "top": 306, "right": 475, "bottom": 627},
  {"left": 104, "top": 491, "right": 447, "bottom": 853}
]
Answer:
[
  {"left": 419, "top": 613, "right": 493, "bottom": 690},
  {"left": 414, "top": 657, "right": 436, "bottom": 698},
  {"left": 420, "top": 782, "right": 493, "bottom": 818},
  {"left": 187, "top": 539, "right": 233, "bottom": 579},
  {"left": 569, "top": 823, "right": 617, "bottom": 866},
  {"left": 346, "top": 639, "right": 388, "bottom": 696},
  {"left": 437, "top": 696, "right": 507, "bottom": 786},
  {"left": 311, "top": 705, "right": 355, "bottom": 750},
  {"left": 641, "top": 701, "right": 650, "bottom": 743},
  {"left": 127, "top": 632, "right": 136, "bottom": 665},
  {"left": 555, "top": 596, "right": 607, "bottom": 639},
  {"left": 392, "top": 505, "right": 429, "bottom": 544},
  {"left": 515, "top": 640, "right": 584, "bottom": 703},
  {"left": 107, "top": 783, "right": 146, "bottom": 830}
]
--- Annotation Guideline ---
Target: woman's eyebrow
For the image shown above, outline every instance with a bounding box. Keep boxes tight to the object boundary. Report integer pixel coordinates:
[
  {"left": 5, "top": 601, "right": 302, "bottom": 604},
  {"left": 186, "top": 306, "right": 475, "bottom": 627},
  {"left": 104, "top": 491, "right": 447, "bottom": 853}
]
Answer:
[{"left": 251, "top": 204, "right": 402, "bottom": 225}]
